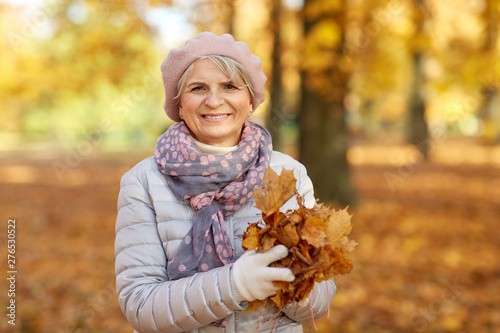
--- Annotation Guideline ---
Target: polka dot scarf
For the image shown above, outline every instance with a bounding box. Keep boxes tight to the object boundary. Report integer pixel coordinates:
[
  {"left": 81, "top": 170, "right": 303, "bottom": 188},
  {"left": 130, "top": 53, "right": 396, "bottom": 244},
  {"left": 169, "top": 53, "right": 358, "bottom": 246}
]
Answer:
[{"left": 155, "top": 121, "right": 272, "bottom": 282}]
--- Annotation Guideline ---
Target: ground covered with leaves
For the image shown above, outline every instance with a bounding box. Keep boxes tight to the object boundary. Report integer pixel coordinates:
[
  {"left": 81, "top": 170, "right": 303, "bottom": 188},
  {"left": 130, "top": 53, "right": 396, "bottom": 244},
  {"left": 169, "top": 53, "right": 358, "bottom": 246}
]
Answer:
[{"left": 1, "top": 139, "right": 499, "bottom": 332}]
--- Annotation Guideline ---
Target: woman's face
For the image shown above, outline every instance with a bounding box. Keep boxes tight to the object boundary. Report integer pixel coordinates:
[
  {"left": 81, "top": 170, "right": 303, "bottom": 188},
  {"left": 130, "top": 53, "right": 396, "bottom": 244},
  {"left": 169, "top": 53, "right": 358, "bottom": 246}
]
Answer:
[{"left": 179, "top": 58, "right": 252, "bottom": 147}]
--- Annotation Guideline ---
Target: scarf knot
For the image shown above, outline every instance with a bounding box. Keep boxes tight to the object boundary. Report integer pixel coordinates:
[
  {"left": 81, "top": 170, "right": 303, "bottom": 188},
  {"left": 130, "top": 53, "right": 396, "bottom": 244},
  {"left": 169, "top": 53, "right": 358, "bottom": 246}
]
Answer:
[{"left": 191, "top": 192, "right": 217, "bottom": 212}]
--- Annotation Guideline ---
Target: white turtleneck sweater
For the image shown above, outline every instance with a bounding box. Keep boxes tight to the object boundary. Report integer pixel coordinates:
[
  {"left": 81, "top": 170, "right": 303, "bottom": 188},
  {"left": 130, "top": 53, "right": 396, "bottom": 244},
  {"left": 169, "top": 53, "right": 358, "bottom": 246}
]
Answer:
[{"left": 194, "top": 139, "right": 237, "bottom": 155}]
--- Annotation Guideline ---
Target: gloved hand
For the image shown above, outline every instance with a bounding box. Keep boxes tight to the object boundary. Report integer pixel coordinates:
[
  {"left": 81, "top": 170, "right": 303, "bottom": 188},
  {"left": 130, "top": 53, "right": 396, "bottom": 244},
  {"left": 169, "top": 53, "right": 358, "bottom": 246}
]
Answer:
[{"left": 232, "top": 245, "right": 295, "bottom": 302}]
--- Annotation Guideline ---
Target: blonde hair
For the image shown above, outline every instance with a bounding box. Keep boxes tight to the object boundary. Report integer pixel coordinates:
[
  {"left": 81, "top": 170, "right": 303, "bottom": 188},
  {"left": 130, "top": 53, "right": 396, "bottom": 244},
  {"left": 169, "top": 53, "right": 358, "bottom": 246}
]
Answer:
[{"left": 174, "top": 55, "right": 255, "bottom": 105}]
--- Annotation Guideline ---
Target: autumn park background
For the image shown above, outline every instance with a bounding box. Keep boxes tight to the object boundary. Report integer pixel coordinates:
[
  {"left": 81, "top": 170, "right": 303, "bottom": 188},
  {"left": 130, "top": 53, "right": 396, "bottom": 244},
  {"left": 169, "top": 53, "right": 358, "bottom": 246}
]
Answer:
[{"left": 1, "top": 0, "right": 500, "bottom": 332}]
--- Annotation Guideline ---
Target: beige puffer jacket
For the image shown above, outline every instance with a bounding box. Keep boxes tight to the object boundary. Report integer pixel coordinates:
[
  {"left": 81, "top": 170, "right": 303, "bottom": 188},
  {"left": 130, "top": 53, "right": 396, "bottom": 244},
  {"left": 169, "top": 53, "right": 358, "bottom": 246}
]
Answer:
[{"left": 115, "top": 151, "right": 336, "bottom": 333}]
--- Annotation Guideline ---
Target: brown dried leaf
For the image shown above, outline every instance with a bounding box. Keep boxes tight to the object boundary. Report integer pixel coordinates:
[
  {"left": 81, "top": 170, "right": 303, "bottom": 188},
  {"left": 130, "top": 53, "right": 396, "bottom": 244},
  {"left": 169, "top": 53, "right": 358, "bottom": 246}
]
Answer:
[
  {"left": 295, "top": 277, "right": 315, "bottom": 300},
  {"left": 254, "top": 168, "right": 297, "bottom": 217},
  {"left": 270, "top": 293, "right": 283, "bottom": 308},
  {"left": 246, "top": 299, "right": 265, "bottom": 312},
  {"left": 241, "top": 223, "right": 260, "bottom": 251},
  {"left": 300, "top": 216, "right": 329, "bottom": 247},
  {"left": 283, "top": 223, "right": 300, "bottom": 246},
  {"left": 299, "top": 243, "right": 313, "bottom": 264},
  {"left": 269, "top": 227, "right": 293, "bottom": 248},
  {"left": 260, "top": 234, "right": 277, "bottom": 252},
  {"left": 325, "top": 207, "right": 352, "bottom": 244},
  {"left": 341, "top": 238, "right": 358, "bottom": 253}
]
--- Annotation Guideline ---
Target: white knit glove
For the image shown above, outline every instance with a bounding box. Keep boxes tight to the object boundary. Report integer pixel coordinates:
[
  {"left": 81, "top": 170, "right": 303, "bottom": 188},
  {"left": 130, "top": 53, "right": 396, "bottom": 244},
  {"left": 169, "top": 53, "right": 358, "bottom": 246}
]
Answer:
[{"left": 232, "top": 245, "right": 295, "bottom": 302}]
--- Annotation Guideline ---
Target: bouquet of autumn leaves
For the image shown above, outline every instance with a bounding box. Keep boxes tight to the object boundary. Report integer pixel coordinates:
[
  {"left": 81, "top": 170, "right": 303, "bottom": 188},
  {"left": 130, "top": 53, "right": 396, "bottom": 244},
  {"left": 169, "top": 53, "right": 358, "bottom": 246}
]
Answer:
[{"left": 242, "top": 168, "right": 357, "bottom": 311}]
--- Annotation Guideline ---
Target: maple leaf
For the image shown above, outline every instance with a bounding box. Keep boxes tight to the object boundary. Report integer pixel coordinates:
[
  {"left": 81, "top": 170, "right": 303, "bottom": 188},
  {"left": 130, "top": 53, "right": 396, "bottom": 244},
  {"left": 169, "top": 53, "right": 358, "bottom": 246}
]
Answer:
[
  {"left": 340, "top": 238, "right": 358, "bottom": 253},
  {"left": 324, "top": 206, "right": 352, "bottom": 245},
  {"left": 260, "top": 234, "right": 277, "bottom": 252},
  {"left": 241, "top": 223, "right": 260, "bottom": 251},
  {"left": 253, "top": 168, "right": 297, "bottom": 217},
  {"left": 300, "top": 216, "right": 329, "bottom": 247},
  {"left": 283, "top": 223, "right": 300, "bottom": 246}
]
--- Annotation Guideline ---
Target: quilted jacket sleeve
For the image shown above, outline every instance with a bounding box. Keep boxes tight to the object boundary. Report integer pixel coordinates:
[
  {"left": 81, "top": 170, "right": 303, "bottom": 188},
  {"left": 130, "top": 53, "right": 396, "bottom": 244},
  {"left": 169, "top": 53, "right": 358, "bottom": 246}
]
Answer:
[
  {"left": 115, "top": 166, "right": 244, "bottom": 333},
  {"left": 281, "top": 279, "right": 336, "bottom": 322},
  {"left": 295, "top": 160, "right": 315, "bottom": 209}
]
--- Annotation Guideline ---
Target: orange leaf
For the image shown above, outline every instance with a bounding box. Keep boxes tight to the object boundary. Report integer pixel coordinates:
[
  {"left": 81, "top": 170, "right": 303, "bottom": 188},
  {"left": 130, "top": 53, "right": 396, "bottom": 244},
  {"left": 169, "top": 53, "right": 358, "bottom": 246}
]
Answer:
[
  {"left": 325, "top": 206, "right": 352, "bottom": 244},
  {"left": 242, "top": 223, "right": 261, "bottom": 251},
  {"left": 246, "top": 300, "right": 265, "bottom": 312},
  {"left": 271, "top": 292, "right": 283, "bottom": 308},
  {"left": 300, "top": 216, "right": 329, "bottom": 247},
  {"left": 254, "top": 168, "right": 297, "bottom": 217},
  {"left": 340, "top": 238, "right": 358, "bottom": 253},
  {"left": 260, "top": 234, "right": 277, "bottom": 252},
  {"left": 284, "top": 223, "right": 300, "bottom": 246}
]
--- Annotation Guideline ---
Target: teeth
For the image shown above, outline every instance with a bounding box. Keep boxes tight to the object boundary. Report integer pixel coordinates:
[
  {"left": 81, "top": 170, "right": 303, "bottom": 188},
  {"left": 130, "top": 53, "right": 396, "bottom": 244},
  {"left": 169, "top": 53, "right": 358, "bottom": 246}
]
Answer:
[{"left": 204, "top": 114, "right": 229, "bottom": 119}]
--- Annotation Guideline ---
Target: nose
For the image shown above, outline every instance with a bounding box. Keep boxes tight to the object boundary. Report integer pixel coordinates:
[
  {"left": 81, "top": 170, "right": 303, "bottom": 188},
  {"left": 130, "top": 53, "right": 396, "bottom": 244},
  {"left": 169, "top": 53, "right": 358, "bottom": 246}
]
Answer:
[{"left": 205, "top": 90, "right": 224, "bottom": 109}]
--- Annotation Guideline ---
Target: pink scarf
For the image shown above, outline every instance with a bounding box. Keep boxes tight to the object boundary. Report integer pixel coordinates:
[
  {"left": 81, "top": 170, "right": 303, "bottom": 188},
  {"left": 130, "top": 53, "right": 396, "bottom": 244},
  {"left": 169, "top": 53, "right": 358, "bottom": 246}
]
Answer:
[{"left": 155, "top": 121, "right": 272, "bottom": 281}]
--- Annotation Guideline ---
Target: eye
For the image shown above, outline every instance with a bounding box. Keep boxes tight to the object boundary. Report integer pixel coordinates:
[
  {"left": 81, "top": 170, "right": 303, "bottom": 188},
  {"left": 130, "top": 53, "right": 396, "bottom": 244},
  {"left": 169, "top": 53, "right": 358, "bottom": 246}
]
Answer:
[
  {"left": 190, "top": 86, "right": 204, "bottom": 92},
  {"left": 225, "top": 84, "right": 238, "bottom": 90}
]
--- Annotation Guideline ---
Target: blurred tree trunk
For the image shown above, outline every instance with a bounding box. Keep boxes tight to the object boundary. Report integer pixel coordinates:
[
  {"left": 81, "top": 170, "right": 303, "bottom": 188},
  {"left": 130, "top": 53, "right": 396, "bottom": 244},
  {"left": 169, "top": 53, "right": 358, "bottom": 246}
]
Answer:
[
  {"left": 478, "top": 0, "right": 500, "bottom": 144},
  {"left": 298, "top": 0, "right": 357, "bottom": 206},
  {"left": 226, "top": 0, "right": 235, "bottom": 35},
  {"left": 408, "top": 0, "right": 429, "bottom": 157},
  {"left": 360, "top": 100, "right": 376, "bottom": 139},
  {"left": 479, "top": 90, "right": 500, "bottom": 143},
  {"left": 267, "top": 0, "right": 284, "bottom": 150}
]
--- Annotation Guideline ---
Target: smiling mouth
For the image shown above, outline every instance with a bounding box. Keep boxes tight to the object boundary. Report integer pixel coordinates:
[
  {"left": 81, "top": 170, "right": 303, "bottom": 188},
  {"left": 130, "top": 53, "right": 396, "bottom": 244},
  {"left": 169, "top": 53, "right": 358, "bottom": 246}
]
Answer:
[{"left": 203, "top": 114, "right": 230, "bottom": 119}]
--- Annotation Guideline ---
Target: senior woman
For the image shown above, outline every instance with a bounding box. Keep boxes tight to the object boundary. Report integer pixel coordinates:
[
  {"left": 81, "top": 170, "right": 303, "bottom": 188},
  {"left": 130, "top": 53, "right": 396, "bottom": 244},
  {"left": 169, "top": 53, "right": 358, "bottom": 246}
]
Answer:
[{"left": 115, "top": 32, "right": 336, "bottom": 333}]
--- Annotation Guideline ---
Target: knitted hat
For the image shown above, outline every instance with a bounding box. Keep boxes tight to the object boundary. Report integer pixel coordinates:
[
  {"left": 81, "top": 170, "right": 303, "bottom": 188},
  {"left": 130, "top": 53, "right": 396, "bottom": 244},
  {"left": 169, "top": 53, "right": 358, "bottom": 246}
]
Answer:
[{"left": 160, "top": 32, "right": 267, "bottom": 122}]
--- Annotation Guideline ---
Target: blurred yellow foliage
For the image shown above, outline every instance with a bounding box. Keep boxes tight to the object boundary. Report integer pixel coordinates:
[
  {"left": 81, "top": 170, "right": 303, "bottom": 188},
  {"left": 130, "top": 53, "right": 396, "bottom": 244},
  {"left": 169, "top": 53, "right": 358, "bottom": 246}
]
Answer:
[
  {"left": 1, "top": 0, "right": 499, "bottom": 148},
  {"left": 304, "top": 0, "right": 344, "bottom": 19}
]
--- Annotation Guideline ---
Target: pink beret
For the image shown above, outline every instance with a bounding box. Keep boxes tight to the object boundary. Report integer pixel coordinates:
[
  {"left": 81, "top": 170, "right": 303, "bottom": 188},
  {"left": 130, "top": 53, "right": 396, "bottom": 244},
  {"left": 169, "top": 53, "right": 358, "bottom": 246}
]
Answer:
[{"left": 160, "top": 32, "right": 267, "bottom": 122}]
